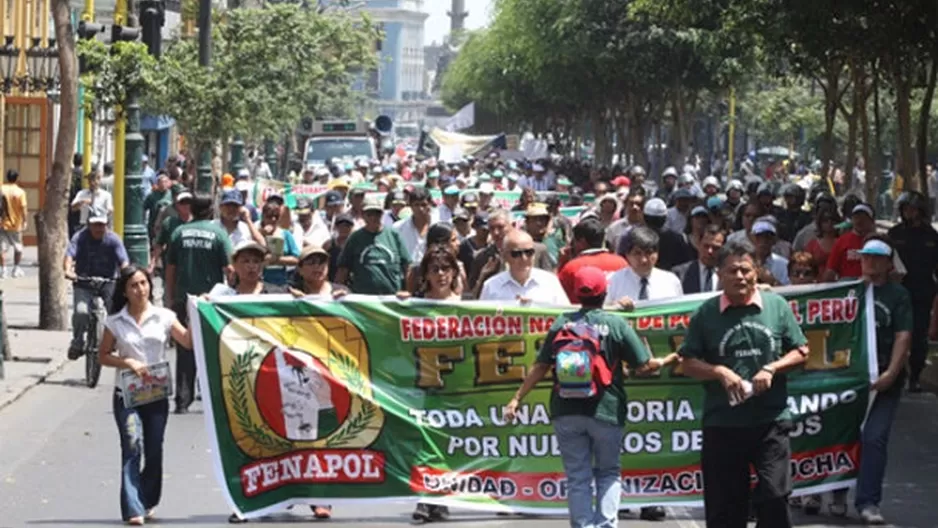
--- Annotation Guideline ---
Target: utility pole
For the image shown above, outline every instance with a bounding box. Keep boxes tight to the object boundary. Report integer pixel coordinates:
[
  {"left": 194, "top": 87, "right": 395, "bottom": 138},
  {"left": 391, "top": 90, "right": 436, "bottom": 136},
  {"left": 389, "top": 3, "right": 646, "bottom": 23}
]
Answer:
[
  {"left": 111, "top": 9, "right": 146, "bottom": 265},
  {"left": 80, "top": 0, "right": 96, "bottom": 183},
  {"left": 196, "top": 0, "right": 213, "bottom": 193}
]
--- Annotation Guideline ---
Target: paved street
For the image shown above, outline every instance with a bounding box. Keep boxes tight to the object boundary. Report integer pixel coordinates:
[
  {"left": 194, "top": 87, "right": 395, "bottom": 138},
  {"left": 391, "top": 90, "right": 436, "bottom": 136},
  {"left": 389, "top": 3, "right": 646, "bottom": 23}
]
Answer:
[{"left": 1, "top": 248, "right": 938, "bottom": 527}]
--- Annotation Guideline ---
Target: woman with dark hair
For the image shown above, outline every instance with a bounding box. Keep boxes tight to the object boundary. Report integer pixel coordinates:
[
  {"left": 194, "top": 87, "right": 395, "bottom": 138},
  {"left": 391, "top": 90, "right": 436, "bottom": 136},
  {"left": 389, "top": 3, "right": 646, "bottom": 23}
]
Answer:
[
  {"left": 405, "top": 222, "right": 467, "bottom": 296},
  {"left": 788, "top": 251, "right": 820, "bottom": 286},
  {"left": 97, "top": 265, "right": 192, "bottom": 526},
  {"left": 804, "top": 210, "right": 839, "bottom": 277}
]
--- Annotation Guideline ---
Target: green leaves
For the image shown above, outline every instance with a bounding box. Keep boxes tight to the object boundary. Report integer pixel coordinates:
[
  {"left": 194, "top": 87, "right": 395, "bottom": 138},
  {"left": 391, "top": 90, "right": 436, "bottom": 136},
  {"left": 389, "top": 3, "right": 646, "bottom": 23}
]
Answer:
[
  {"left": 77, "top": 40, "right": 157, "bottom": 118},
  {"left": 141, "top": 4, "right": 379, "bottom": 146}
]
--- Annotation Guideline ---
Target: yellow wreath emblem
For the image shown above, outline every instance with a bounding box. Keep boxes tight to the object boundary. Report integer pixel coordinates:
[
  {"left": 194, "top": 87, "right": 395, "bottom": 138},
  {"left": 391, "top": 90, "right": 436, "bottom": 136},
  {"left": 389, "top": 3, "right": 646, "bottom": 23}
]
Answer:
[{"left": 218, "top": 316, "right": 385, "bottom": 459}]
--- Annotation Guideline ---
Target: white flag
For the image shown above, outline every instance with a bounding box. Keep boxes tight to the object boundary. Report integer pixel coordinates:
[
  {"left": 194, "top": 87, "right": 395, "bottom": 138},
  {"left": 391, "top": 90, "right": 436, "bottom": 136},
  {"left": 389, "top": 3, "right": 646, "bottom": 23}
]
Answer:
[{"left": 444, "top": 102, "right": 475, "bottom": 132}]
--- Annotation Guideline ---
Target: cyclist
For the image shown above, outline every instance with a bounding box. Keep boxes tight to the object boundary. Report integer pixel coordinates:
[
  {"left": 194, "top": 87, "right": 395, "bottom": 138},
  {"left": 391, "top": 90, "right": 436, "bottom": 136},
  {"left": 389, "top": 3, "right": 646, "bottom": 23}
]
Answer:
[{"left": 64, "top": 214, "right": 130, "bottom": 360}]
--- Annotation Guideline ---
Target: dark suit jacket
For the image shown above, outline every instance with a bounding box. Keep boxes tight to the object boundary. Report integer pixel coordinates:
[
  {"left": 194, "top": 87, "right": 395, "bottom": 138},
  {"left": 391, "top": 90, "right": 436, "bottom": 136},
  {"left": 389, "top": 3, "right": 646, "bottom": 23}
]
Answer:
[{"left": 672, "top": 261, "right": 701, "bottom": 295}]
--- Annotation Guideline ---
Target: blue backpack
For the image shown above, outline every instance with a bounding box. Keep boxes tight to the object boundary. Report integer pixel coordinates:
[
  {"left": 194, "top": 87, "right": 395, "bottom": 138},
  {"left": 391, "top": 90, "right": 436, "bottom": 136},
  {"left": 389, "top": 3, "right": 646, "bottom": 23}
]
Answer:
[{"left": 552, "top": 321, "right": 611, "bottom": 398}]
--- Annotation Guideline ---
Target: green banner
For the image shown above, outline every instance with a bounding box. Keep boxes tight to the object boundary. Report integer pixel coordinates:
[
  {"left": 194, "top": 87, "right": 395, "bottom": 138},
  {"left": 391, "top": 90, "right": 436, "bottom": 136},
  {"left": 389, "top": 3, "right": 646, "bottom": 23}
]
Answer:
[
  {"left": 250, "top": 178, "right": 589, "bottom": 212},
  {"left": 191, "top": 282, "right": 875, "bottom": 518}
]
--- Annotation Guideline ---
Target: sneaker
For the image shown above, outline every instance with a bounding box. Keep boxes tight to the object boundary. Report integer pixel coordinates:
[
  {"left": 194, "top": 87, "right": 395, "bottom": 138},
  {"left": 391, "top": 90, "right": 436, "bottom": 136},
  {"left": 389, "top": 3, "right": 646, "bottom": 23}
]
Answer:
[
  {"left": 859, "top": 505, "right": 885, "bottom": 525},
  {"left": 640, "top": 506, "right": 666, "bottom": 521},
  {"left": 228, "top": 512, "right": 248, "bottom": 524},
  {"left": 11, "top": 266, "right": 24, "bottom": 278},
  {"left": 0, "top": 268, "right": 7, "bottom": 279},
  {"left": 67, "top": 345, "right": 84, "bottom": 360}
]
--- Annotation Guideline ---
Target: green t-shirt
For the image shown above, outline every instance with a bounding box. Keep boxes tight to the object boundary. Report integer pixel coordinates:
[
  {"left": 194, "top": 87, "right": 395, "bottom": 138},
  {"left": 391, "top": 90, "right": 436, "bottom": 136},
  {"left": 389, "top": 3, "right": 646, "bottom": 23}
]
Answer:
[
  {"left": 143, "top": 189, "right": 173, "bottom": 238},
  {"left": 681, "top": 291, "right": 807, "bottom": 428},
  {"left": 872, "top": 282, "right": 913, "bottom": 394},
  {"left": 535, "top": 309, "right": 651, "bottom": 426},
  {"left": 167, "top": 219, "right": 233, "bottom": 304},
  {"left": 337, "top": 227, "right": 411, "bottom": 295}
]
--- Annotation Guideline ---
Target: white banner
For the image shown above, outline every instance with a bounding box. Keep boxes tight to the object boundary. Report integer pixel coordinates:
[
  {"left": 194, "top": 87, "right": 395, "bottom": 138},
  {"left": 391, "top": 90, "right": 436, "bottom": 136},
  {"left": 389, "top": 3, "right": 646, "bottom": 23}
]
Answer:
[{"left": 444, "top": 102, "right": 475, "bottom": 132}]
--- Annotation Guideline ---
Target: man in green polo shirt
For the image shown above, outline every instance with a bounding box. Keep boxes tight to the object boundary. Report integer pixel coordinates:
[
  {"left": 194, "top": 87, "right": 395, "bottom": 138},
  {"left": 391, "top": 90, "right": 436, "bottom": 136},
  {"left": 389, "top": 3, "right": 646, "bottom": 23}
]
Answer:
[
  {"left": 853, "top": 236, "right": 912, "bottom": 525},
  {"left": 681, "top": 238, "right": 809, "bottom": 528},
  {"left": 165, "top": 193, "right": 233, "bottom": 413},
  {"left": 504, "top": 266, "right": 668, "bottom": 527},
  {"left": 334, "top": 195, "right": 410, "bottom": 295}
]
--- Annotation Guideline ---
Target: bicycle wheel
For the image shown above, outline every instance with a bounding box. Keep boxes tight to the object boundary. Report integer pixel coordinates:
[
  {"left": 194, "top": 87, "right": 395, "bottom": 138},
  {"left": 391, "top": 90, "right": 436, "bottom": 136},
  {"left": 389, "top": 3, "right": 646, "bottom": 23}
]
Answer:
[{"left": 85, "top": 316, "right": 102, "bottom": 389}]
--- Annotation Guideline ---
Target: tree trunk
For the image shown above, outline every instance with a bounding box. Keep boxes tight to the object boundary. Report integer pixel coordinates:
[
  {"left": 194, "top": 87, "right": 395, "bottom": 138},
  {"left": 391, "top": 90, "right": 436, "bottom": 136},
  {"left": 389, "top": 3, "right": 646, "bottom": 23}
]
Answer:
[
  {"left": 819, "top": 62, "right": 842, "bottom": 182},
  {"left": 917, "top": 54, "right": 937, "bottom": 195},
  {"left": 860, "top": 71, "right": 875, "bottom": 205},
  {"left": 40, "top": 0, "right": 78, "bottom": 330},
  {"left": 871, "top": 61, "right": 883, "bottom": 196},
  {"left": 894, "top": 69, "right": 915, "bottom": 190}
]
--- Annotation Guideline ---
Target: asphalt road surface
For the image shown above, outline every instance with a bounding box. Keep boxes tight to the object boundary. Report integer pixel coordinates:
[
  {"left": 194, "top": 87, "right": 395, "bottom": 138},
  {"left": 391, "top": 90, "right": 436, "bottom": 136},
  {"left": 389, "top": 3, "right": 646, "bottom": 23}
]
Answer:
[{"left": 1, "top": 353, "right": 936, "bottom": 528}]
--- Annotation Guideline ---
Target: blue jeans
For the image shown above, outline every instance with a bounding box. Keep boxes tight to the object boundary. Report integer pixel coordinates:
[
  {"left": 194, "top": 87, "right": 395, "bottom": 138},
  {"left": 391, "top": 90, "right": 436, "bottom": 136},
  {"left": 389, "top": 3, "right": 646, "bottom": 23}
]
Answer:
[
  {"left": 855, "top": 390, "right": 901, "bottom": 510},
  {"left": 113, "top": 391, "right": 169, "bottom": 520},
  {"left": 70, "top": 283, "right": 114, "bottom": 350},
  {"left": 553, "top": 415, "right": 623, "bottom": 528}
]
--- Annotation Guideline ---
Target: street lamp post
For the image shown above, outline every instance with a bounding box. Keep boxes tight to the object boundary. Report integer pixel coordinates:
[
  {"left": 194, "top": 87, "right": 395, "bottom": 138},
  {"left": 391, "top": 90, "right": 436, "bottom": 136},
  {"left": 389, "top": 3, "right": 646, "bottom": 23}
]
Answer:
[
  {"left": 264, "top": 138, "right": 277, "bottom": 179},
  {"left": 229, "top": 136, "right": 245, "bottom": 175},
  {"left": 196, "top": 0, "right": 213, "bottom": 193}
]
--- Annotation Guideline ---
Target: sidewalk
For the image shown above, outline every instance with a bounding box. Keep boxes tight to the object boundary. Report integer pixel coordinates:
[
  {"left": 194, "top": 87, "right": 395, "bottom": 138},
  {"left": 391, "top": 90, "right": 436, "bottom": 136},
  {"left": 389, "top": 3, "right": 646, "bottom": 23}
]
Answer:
[{"left": 0, "top": 272, "right": 71, "bottom": 411}]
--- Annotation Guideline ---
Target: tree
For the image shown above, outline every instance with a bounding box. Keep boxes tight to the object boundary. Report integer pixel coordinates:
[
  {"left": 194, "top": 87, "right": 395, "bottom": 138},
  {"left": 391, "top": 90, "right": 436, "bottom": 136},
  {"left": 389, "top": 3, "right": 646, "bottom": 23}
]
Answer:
[
  {"left": 143, "top": 5, "right": 379, "bottom": 148},
  {"left": 40, "top": 0, "right": 80, "bottom": 329}
]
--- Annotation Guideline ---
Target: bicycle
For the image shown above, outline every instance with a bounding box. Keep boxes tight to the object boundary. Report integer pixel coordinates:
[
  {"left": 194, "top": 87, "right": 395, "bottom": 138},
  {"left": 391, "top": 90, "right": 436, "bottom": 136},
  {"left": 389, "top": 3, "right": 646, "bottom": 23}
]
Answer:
[{"left": 69, "top": 276, "right": 115, "bottom": 388}]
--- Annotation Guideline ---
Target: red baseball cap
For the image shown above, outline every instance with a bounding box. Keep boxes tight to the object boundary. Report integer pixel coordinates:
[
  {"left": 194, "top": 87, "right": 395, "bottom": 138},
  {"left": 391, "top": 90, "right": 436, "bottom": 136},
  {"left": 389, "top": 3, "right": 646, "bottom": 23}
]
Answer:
[
  {"left": 573, "top": 266, "right": 608, "bottom": 299},
  {"left": 612, "top": 175, "right": 631, "bottom": 188}
]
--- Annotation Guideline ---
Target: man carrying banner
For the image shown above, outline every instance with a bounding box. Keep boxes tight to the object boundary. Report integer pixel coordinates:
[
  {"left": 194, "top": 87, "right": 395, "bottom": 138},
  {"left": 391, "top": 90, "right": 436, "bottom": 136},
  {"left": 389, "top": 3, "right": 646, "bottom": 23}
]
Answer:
[
  {"left": 504, "top": 266, "right": 666, "bottom": 528},
  {"left": 680, "top": 238, "right": 809, "bottom": 528}
]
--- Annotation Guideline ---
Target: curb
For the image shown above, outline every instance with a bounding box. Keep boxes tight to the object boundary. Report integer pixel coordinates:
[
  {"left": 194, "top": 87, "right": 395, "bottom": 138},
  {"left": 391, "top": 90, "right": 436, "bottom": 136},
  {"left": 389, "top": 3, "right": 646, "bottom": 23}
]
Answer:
[{"left": 0, "top": 355, "right": 70, "bottom": 413}]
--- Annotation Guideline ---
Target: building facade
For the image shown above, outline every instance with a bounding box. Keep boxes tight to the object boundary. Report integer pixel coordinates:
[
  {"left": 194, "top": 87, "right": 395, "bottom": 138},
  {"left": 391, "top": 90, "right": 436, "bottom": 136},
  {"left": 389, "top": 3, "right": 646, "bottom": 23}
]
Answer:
[{"left": 356, "top": 0, "right": 429, "bottom": 124}]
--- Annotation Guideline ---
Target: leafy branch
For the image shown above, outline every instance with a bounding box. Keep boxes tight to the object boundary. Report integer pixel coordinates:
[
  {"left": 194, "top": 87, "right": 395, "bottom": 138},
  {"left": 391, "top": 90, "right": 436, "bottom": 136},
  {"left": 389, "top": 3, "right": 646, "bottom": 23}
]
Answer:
[{"left": 77, "top": 40, "right": 157, "bottom": 119}]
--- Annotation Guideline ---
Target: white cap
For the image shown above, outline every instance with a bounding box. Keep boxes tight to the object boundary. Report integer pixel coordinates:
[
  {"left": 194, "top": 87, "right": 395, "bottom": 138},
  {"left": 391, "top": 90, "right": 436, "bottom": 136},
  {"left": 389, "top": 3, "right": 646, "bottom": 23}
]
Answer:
[
  {"left": 88, "top": 214, "right": 108, "bottom": 224},
  {"left": 532, "top": 163, "right": 545, "bottom": 172},
  {"left": 479, "top": 182, "right": 495, "bottom": 194},
  {"left": 643, "top": 198, "right": 667, "bottom": 217}
]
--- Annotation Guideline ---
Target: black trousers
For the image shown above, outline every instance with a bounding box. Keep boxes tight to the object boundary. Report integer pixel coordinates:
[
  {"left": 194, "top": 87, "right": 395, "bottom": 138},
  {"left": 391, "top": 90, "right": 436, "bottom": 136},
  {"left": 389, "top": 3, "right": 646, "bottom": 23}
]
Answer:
[
  {"left": 909, "top": 294, "right": 933, "bottom": 384},
  {"left": 701, "top": 421, "right": 793, "bottom": 528},
  {"left": 172, "top": 301, "right": 196, "bottom": 411}
]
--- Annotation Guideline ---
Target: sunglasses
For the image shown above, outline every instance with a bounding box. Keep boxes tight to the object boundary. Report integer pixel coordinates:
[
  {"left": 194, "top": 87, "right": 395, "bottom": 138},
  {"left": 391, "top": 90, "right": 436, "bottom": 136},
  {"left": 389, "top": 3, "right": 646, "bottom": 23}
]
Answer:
[
  {"left": 791, "top": 269, "right": 816, "bottom": 278},
  {"left": 510, "top": 248, "right": 536, "bottom": 259},
  {"left": 302, "top": 255, "right": 328, "bottom": 266},
  {"left": 428, "top": 264, "right": 454, "bottom": 274}
]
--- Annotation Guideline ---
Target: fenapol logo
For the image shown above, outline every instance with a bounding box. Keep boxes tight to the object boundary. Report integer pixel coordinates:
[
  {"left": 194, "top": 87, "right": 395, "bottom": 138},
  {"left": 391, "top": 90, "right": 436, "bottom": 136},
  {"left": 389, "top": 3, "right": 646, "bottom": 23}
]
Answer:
[{"left": 216, "top": 315, "right": 386, "bottom": 495}]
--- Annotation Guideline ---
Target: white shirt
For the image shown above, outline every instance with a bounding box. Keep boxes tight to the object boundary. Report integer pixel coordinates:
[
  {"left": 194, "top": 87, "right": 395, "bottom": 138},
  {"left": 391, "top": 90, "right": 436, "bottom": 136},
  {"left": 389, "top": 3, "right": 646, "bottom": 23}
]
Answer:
[
  {"left": 606, "top": 267, "right": 683, "bottom": 306},
  {"left": 664, "top": 207, "right": 687, "bottom": 234},
  {"left": 292, "top": 214, "right": 330, "bottom": 248},
  {"left": 72, "top": 188, "right": 114, "bottom": 225},
  {"left": 479, "top": 268, "right": 568, "bottom": 305},
  {"left": 213, "top": 219, "right": 253, "bottom": 246},
  {"left": 394, "top": 216, "right": 428, "bottom": 264},
  {"left": 104, "top": 305, "right": 176, "bottom": 386},
  {"left": 438, "top": 204, "right": 455, "bottom": 223}
]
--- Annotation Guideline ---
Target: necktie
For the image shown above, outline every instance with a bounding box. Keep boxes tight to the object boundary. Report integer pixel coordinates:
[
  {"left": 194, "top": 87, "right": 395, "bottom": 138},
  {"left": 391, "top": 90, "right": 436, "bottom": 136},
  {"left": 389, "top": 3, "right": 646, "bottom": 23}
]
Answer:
[
  {"left": 704, "top": 267, "right": 714, "bottom": 292},
  {"left": 639, "top": 277, "right": 649, "bottom": 300}
]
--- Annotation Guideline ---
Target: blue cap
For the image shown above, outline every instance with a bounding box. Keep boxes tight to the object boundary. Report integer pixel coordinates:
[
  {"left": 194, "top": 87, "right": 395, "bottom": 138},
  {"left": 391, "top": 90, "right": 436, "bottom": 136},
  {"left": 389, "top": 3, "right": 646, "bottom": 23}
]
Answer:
[
  {"left": 858, "top": 239, "right": 892, "bottom": 257},
  {"left": 220, "top": 190, "right": 243, "bottom": 206},
  {"left": 706, "top": 196, "right": 724, "bottom": 210},
  {"left": 443, "top": 185, "right": 460, "bottom": 196},
  {"left": 324, "top": 190, "right": 344, "bottom": 206}
]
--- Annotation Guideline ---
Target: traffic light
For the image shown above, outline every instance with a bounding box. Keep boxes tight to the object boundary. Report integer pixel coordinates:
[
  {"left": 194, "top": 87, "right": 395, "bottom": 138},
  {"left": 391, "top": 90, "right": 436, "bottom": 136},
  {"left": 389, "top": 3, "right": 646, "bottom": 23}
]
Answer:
[
  {"left": 77, "top": 21, "right": 105, "bottom": 73},
  {"left": 111, "top": 24, "right": 140, "bottom": 44},
  {"left": 140, "top": 0, "right": 165, "bottom": 58},
  {"left": 77, "top": 21, "right": 105, "bottom": 40}
]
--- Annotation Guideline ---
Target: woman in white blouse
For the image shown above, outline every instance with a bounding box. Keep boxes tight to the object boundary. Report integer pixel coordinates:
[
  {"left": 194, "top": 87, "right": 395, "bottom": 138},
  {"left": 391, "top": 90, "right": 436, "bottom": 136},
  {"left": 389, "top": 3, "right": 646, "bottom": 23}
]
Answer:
[{"left": 97, "top": 265, "right": 192, "bottom": 526}]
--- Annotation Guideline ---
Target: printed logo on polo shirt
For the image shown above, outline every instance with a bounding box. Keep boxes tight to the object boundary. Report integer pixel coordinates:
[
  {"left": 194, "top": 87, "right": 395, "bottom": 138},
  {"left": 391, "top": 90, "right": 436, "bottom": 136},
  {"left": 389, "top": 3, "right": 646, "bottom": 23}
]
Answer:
[
  {"left": 846, "top": 249, "right": 860, "bottom": 261},
  {"left": 874, "top": 300, "right": 892, "bottom": 329},
  {"left": 717, "top": 321, "right": 777, "bottom": 378},
  {"left": 359, "top": 243, "right": 398, "bottom": 267}
]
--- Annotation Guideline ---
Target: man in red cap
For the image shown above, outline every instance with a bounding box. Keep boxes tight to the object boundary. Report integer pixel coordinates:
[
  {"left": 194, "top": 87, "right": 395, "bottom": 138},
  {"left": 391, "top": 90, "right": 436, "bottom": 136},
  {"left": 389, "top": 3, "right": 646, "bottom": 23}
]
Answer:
[{"left": 504, "top": 266, "right": 671, "bottom": 527}]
